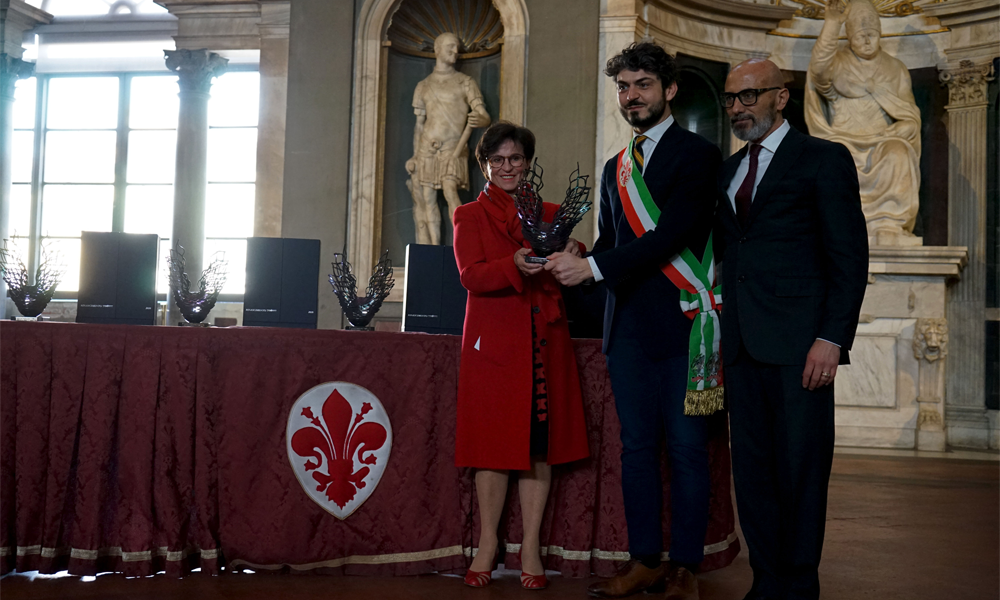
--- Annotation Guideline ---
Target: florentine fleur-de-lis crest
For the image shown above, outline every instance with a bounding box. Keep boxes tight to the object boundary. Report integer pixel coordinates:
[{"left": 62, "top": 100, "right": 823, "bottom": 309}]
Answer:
[{"left": 290, "top": 389, "right": 388, "bottom": 509}]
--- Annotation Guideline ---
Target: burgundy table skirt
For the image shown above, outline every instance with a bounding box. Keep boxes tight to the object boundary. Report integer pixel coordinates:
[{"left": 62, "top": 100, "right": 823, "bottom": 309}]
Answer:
[{"left": 0, "top": 321, "right": 738, "bottom": 578}]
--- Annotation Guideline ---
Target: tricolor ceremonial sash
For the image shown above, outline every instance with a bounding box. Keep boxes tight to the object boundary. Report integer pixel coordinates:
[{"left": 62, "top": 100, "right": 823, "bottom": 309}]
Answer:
[{"left": 616, "top": 137, "right": 724, "bottom": 416}]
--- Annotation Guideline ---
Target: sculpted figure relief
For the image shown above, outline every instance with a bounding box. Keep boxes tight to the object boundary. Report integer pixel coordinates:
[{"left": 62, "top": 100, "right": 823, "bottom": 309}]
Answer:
[
  {"left": 805, "top": 0, "right": 922, "bottom": 245},
  {"left": 913, "top": 317, "right": 949, "bottom": 363},
  {"left": 406, "top": 32, "right": 491, "bottom": 245}
]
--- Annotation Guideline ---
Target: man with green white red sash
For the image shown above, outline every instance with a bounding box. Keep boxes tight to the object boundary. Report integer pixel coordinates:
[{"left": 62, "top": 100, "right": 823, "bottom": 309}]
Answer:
[{"left": 545, "top": 42, "right": 723, "bottom": 600}]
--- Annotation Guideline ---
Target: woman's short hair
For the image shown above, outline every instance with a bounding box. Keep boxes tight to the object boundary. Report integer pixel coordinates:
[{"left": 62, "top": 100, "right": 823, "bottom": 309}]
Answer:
[
  {"left": 475, "top": 121, "right": 536, "bottom": 173},
  {"left": 604, "top": 42, "right": 678, "bottom": 89}
]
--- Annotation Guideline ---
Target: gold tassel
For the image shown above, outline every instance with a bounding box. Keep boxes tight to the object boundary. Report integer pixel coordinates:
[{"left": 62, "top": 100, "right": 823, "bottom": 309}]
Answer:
[{"left": 684, "top": 386, "right": 725, "bottom": 416}]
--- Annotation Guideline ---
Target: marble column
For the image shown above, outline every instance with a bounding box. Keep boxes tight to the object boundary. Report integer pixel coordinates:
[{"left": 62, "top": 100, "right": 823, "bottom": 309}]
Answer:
[
  {"left": 939, "top": 59, "right": 994, "bottom": 448},
  {"left": 0, "top": 54, "right": 34, "bottom": 320},
  {"left": 164, "top": 48, "right": 228, "bottom": 326},
  {"left": 595, "top": 5, "right": 643, "bottom": 243},
  {"left": 253, "top": 1, "right": 289, "bottom": 238}
]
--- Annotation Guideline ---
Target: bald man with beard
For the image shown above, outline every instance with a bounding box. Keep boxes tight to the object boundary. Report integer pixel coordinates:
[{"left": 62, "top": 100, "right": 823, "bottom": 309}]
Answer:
[{"left": 715, "top": 59, "right": 868, "bottom": 600}]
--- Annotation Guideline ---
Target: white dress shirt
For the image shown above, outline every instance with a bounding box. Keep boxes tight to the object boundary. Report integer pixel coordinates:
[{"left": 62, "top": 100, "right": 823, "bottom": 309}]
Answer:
[{"left": 588, "top": 115, "right": 675, "bottom": 281}]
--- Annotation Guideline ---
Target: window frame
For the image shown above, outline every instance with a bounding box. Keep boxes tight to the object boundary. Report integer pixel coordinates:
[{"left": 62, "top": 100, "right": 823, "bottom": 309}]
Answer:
[{"left": 13, "top": 65, "right": 259, "bottom": 302}]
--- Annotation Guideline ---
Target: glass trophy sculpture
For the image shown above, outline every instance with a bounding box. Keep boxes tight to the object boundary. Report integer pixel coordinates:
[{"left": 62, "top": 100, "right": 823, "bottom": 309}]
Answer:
[
  {"left": 168, "top": 247, "right": 228, "bottom": 325},
  {"left": 329, "top": 250, "right": 395, "bottom": 331},
  {"left": 513, "top": 160, "right": 593, "bottom": 257},
  {"left": 0, "top": 240, "right": 62, "bottom": 319}
]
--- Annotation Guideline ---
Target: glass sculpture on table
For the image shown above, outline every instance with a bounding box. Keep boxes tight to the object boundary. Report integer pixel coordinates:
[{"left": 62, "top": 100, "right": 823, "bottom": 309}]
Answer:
[
  {"left": 167, "top": 247, "right": 228, "bottom": 325},
  {"left": 329, "top": 251, "right": 395, "bottom": 331},
  {"left": 0, "top": 240, "right": 63, "bottom": 319},
  {"left": 514, "top": 160, "right": 593, "bottom": 257}
]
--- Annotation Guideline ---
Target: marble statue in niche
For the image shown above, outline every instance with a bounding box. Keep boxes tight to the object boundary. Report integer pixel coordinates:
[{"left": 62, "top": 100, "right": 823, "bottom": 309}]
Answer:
[
  {"left": 405, "top": 32, "right": 491, "bottom": 245},
  {"left": 805, "top": 0, "right": 922, "bottom": 246}
]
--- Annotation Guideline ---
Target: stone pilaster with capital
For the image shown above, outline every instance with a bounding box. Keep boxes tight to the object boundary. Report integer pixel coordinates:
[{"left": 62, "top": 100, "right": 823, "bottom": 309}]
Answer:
[
  {"left": 913, "top": 318, "right": 949, "bottom": 450},
  {"left": 164, "top": 49, "right": 229, "bottom": 95},
  {"left": 939, "top": 58, "right": 993, "bottom": 447},
  {"left": 939, "top": 60, "right": 995, "bottom": 108},
  {"left": 0, "top": 54, "right": 35, "bottom": 100}
]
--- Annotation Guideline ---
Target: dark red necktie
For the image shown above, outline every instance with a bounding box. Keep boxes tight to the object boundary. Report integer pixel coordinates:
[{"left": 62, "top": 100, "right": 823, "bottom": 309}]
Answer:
[{"left": 735, "top": 144, "right": 762, "bottom": 229}]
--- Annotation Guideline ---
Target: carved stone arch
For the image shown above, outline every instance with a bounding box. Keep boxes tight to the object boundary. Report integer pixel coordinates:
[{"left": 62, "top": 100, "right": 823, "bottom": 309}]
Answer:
[{"left": 349, "top": 0, "right": 528, "bottom": 279}]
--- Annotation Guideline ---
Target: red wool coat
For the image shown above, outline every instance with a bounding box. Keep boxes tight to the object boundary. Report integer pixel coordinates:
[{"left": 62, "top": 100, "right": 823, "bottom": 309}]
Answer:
[{"left": 453, "top": 185, "right": 590, "bottom": 470}]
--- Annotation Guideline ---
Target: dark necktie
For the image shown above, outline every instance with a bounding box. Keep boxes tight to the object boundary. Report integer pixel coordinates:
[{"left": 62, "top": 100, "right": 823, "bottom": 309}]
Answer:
[
  {"left": 735, "top": 143, "right": 762, "bottom": 229},
  {"left": 632, "top": 135, "right": 648, "bottom": 172}
]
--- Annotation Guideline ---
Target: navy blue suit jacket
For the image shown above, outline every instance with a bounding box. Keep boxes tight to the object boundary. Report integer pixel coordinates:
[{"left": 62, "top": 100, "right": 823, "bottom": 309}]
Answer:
[
  {"left": 591, "top": 122, "right": 722, "bottom": 359},
  {"left": 715, "top": 125, "right": 869, "bottom": 366}
]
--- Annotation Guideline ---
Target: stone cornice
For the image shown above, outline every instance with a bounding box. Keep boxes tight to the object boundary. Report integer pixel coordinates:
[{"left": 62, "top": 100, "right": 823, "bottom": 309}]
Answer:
[
  {"left": 921, "top": 0, "right": 1000, "bottom": 27},
  {"left": 157, "top": 0, "right": 258, "bottom": 7},
  {"left": 1, "top": 0, "right": 51, "bottom": 25},
  {"left": 650, "top": 0, "right": 797, "bottom": 32},
  {"left": 258, "top": 1, "right": 289, "bottom": 40},
  {"left": 1, "top": 0, "right": 53, "bottom": 57},
  {"left": 868, "top": 246, "right": 969, "bottom": 279},
  {"left": 156, "top": 1, "right": 291, "bottom": 49}
]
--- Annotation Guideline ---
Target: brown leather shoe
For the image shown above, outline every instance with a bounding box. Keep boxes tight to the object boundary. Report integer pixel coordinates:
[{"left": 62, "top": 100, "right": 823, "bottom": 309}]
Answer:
[
  {"left": 664, "top": 565, "right": 699, "bottom": 600},
  {"left": 587, "top": 560, "right": 667, "bottom": 598}
]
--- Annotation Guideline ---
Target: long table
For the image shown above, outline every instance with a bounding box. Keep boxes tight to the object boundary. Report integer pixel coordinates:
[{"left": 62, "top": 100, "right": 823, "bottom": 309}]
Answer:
[{"left": 0, "top": 321, "right": 739, "bottom": 577}]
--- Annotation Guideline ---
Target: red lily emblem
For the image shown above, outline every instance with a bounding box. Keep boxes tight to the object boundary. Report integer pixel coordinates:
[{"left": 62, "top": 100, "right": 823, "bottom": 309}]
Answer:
[{"left": 288, "top": 384, "right": 391, "bottom": 516}]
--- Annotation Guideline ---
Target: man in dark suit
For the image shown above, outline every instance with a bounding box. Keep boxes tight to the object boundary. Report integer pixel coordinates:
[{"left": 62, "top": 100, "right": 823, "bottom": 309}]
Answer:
[
  {"left": 716, "top": 59, "right": 868, "bottom": 600},
  {"left": 545, "top": 42, "right": 722, "bottom": 600}
]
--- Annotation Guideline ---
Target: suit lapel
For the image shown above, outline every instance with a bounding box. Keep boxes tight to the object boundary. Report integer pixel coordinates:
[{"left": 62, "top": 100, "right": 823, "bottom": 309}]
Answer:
[{"left": 746, "top": 126, "right": 807, "bottom": 227}]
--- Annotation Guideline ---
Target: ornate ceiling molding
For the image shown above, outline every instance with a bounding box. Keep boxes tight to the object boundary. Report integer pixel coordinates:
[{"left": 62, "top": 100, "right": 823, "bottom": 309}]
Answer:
[
  {"left": 651, "top": 0, "right": 796, "bottom": 32},
  {"left": 386, "top": 0, "right": 502, "bottom": 59},
  {"left": 780, "top": 0, "right": 940, "bottom": 20},
  {"left": 921, "top": 0, "right": 998, "bottom": 26}
]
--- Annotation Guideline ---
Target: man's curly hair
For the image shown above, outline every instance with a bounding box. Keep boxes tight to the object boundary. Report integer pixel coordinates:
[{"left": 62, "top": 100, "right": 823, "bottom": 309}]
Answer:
[{"left": 604, "top": 42, "right": 678, "bottom": 89}]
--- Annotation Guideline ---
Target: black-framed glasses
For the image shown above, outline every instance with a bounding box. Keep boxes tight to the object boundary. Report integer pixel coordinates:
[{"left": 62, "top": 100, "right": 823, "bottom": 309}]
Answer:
[
  {"left": 720, "top": 87, "right": 783, "bottom": 108},
  {"left": 487, "top": 154, "right": 525, "bottom": 168}
]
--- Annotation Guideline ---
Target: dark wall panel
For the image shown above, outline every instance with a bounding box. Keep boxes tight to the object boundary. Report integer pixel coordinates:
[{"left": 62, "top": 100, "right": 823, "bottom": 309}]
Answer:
[
  {"left": 524, "top": 0, "right": 600, "bottom": 238},
  {"left": 674, "top": 54, "right": 730, "bottom": 153}
]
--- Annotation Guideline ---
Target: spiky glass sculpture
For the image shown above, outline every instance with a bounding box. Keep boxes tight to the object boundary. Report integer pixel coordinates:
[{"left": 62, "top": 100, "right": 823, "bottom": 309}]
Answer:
[
  {"left": 167, "top": 247, "right": 227, "bottom": 324},
  {"left": 0, "top": 241, "right": 62, "bottom": 318},
  {"left": 514, "top": 160, "right": 593, "bottom": 257},
  {"left": 329, "top": 250, "right": 394, "bottom": 331}
]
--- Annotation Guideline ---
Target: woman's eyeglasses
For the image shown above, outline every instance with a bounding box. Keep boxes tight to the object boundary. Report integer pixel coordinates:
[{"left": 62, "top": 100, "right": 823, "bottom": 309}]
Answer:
[
  {"left": 487, "top": 154, "right": 525, "bottom": 168},
  {"left": 720, "top": 87, "right": 782, "bottom": 108}
]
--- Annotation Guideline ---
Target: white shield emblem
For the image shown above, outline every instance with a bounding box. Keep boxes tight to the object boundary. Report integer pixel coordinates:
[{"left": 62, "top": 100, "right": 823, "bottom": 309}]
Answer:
[
  {"left": 619, "top": 157, "right": 632, "bottom": 186},
  {"left": 286, "top": 382, "right": 393, "bottom": 520}
]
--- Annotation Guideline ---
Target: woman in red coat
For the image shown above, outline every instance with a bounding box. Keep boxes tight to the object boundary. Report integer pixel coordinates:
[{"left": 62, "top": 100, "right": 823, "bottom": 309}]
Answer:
[{"left": 454, "top": 122, "right": 590, "bottom": 589}]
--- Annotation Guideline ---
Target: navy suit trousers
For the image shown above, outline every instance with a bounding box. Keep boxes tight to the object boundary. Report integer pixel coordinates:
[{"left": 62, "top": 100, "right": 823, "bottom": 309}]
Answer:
[
  {"left": 727, "top": 348, "right": 835, "bottom": 600},
  {"left": 606, "top": 344, "right": 711, "bottom": 565}
]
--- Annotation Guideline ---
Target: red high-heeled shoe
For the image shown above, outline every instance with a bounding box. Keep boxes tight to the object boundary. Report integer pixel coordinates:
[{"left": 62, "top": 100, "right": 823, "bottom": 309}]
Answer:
[
  {"left": 518, "top": 550, "right": 549, "bottom": 590},
  {"left": 463, "top": 568, "right": 492, "bottom": 588},
  {"left": 463, "top": 548, "right": 499, "bottom": 588}
]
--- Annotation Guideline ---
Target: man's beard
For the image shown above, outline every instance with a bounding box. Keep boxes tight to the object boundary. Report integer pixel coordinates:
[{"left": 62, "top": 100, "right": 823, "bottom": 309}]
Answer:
[
  {"left": 620, "top": 97, "right": 666, "bottom": 129},
  {"left": 731, "top": 106, "right": 776, "bottom": 142}
]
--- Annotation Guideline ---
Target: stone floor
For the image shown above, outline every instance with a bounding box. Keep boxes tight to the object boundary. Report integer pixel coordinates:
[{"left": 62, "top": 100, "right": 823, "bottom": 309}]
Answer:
[{"left": 2, "top": 450, "right": 997, "bottom": 600}]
